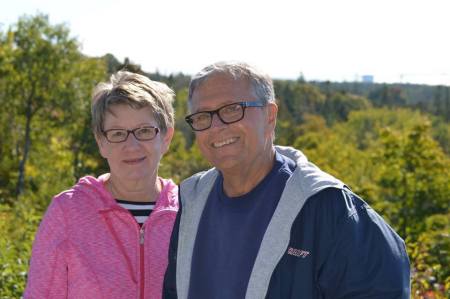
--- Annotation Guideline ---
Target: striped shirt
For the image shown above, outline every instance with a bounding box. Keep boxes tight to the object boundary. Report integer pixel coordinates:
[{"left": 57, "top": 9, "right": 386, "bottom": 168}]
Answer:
[{"left": 116, "top": 199, "right": 155, "bottom": 226}]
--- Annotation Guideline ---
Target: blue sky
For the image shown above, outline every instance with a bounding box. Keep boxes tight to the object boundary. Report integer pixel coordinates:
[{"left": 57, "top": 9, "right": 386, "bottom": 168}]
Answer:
[{"left": 1, "top": 0, "right": 449, "bottom": 85}]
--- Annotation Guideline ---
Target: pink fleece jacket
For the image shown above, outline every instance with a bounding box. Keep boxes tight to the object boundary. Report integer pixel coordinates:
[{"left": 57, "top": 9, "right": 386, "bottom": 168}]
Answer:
[{"left": 24, "top": 174, "right": 179, "bottom": 299}]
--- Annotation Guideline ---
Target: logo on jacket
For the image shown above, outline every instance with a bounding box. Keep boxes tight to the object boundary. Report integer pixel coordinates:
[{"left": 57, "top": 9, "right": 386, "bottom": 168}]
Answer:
[{"left": 287, "top": 247, "right": 310, "bottom": 258}]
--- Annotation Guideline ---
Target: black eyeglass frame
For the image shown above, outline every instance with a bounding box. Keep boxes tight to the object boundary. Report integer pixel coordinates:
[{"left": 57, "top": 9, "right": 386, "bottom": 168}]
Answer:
[
  {"left": 185, "top": 101, "right": 265, "bottom": 131},
  {"left": 101, "top": 126, "right": 160, "bottom": 143}
]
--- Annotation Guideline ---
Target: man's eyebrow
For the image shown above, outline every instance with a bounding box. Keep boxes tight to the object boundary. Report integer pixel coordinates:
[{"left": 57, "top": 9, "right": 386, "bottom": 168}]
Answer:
[{"left": 194, "top": 101, "right": 242, "bottom": 112}]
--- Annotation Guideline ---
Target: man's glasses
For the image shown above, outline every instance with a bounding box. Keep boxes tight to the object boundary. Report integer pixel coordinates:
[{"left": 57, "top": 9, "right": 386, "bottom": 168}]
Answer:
[
  {"left": 185, "top": 101, "right": 265, "bottom": 131},
  {"left": 102, "top": 126, "right": 159, "bottom": 143}
]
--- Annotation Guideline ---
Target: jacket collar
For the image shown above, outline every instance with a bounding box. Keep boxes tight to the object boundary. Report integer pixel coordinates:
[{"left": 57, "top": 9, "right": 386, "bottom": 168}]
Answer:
[{"left": 72, "top": 174, "right": 178, "bottom": 213}]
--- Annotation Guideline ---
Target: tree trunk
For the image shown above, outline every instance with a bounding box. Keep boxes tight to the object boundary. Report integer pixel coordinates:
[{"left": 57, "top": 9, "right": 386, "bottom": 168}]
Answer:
[
  {"left": 72, "top": 117, "right": 91, "bottom": 180},
  {"left": 16, "top": 96, "right": 33, "bottom": 197}
]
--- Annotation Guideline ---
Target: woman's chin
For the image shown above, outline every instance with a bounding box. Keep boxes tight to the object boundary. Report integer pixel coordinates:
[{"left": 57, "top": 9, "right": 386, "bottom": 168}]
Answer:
[{"left": 113, "top": 170, "right": 152, "bottom": 182}]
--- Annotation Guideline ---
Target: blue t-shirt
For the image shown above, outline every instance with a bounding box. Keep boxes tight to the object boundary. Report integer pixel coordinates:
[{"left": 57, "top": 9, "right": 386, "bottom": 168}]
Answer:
[{"left": 188, "top": 152, "right": 296, "bottom": 299}]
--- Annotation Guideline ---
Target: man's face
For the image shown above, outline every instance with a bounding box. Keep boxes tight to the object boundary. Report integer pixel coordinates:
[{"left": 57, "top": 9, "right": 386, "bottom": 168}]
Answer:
[{"left": 190, "top": 74, "right": 277, "bottom": 173}]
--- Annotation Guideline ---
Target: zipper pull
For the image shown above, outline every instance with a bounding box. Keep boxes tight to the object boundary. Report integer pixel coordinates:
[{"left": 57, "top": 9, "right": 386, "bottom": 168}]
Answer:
[{"left": 140, "top": 227, "right": 145, "bottom": 245}]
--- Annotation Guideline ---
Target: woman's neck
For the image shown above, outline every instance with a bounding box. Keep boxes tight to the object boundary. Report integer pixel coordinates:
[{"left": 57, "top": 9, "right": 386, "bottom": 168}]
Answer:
[{"left": 107, "top": 174, "right": 161, "bottom": 203}]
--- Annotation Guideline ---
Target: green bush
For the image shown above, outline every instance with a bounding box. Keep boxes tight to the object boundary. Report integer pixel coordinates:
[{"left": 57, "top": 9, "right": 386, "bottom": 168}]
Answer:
[{"left": 0, "top": 201, "right": 41, "bottom": 298}]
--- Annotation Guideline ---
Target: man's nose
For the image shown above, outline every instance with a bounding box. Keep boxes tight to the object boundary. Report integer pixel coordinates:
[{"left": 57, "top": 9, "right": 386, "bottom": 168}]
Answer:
[{"left": 210, "top": 113, "right": 227, "bottom": 129}]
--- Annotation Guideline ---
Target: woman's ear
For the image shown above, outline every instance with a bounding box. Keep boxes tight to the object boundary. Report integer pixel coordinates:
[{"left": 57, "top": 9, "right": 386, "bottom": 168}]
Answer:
[
  {"left": 95, "top": 134, "right": 108, "bottom": 159},
  {"left": 161, "top": 127, "right": 174, "bottom": 154}
]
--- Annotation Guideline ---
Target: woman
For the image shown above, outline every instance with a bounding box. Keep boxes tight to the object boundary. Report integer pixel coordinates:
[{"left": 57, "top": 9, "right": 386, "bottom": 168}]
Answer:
[{"left": 24, "top": 71, "right": 178, "bottom": 299}]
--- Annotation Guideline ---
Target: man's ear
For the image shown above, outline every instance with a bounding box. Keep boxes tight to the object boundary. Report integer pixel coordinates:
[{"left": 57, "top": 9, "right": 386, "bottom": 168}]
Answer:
[{"left": 267, "top": 102, "right": 278, "bottom": 130}]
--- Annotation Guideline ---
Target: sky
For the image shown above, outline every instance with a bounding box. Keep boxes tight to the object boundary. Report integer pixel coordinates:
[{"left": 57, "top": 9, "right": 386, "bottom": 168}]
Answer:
[{"left": 1, "top": 0, "right": 449, "bottom": 86}]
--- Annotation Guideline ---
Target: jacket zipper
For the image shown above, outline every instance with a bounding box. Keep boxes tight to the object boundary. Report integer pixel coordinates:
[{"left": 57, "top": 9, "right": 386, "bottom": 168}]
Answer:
[
  {"left": 137, "top": 209, "right": 172, "bottom": 299},
  {"left": 140, "top": 226, "right": 145, "bottom": 299},
  {"left": 101, "top": 206, "right": 177, "bottom": 298},
  {"left": 136, "top": 209, "right": 172, "bottom": 299}
]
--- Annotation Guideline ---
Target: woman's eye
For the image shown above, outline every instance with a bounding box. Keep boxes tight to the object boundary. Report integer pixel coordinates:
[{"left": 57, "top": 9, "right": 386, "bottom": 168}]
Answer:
[{"left": 112, "top": 130, "right": 126, "bottom": 137}]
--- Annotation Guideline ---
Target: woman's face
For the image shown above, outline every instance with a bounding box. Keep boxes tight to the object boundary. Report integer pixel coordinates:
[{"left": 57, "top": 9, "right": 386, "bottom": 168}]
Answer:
[{"left": 96, "top": 104, "right": 173, "bottom": 183}]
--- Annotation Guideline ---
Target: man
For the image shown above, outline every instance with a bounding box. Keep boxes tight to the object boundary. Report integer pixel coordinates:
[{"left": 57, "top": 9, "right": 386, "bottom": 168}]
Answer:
[{"left": 163, "top": 61, "right": 410, "bottom": 298}]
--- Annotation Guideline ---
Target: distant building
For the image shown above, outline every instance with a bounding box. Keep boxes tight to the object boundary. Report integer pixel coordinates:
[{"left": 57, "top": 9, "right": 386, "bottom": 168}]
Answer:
[{"left": 362, "top": 75, "right": 374, "bottom": 83}]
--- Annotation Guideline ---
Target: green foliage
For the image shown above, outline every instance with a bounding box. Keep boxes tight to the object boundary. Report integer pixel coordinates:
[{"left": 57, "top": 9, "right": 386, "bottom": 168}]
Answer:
[
  {"left": 431, "top": 117, "right": 450, "bottom": 155},
  {"left": 0, "top": 13, "right": 106, "bottom": 198},
  {"left": 312, "top": 80, "right": 450, "bottom": 123},
  {"left": 321, "top": 92, "right": 372, "bottom": 125},
  {"left": 374, "top": 123, "right": 450, "bottom": 238},
  {"left": 409, "top": 214, "right": 450, "bottom": 298},
  {"left": 159, "top": 131, "right": 210, "bottom": 184},
  {"left": 292, "top": 109, "right": 449, "bottom": 296},
  {"left": 274, "top": 80, "right": 325, "bottom": 124},
  {"left": 0, "top": 201, "right": 41, "bottom": 298}
]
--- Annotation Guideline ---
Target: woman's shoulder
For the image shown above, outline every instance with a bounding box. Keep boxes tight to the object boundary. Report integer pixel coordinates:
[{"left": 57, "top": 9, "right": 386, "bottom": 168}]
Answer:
[{"left": 51, "top": 175, "right": 111, "bottom": 209}]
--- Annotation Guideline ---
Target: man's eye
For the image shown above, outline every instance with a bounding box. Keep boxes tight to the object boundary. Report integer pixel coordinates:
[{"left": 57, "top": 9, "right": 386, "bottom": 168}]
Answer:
[
  {"left": 193, "top": 113, "right": 210, "bottom": 122},
  {"left": 222, "top": 104, "right": 241, "bottom": 114}
]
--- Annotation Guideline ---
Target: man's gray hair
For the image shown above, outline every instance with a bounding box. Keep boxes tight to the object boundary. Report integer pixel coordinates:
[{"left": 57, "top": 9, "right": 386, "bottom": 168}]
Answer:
[
  {"left": 91, "top": 71, "right": 175, "bottom": 137},
  {"left": 188, "top": 61, "right": 275, "bottom": 111}
]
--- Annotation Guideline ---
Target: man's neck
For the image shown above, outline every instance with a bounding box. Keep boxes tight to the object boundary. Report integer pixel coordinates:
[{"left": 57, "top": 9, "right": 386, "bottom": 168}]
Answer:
[{"left": 221, "top": 147, "right": 276, "bottom": 197}]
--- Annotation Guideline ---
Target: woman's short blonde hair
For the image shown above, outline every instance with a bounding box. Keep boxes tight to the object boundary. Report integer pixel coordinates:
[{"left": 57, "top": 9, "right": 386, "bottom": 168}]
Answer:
[{"left": 91, "top": 71, "right": 175, "bottom": 137}]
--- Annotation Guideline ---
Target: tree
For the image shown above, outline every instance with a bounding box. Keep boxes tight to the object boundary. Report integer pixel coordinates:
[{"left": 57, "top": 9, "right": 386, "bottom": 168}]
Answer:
[
  {"left": 274, "top": 80, "right": 325, "bottom": 124},
  {"left": 321, "top": 92, "right": 372, "bottom": 125},
  {"left": 0, "top": 14, "right": 106, "bottom": 197},
  {"left": 0, "top": 30, "right": 17, "bottom": 200},
  {"left": 375, "top": 123, "right": 450, "bottom": 238},
  {"left": 409, "top": 213, "right": 450, "bottom": 297}
]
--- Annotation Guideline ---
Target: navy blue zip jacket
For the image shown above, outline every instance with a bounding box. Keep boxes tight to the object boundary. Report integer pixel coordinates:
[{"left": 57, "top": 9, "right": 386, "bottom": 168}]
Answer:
[{"left": 163, "top": 146, "right": 411, "bottom": 299}]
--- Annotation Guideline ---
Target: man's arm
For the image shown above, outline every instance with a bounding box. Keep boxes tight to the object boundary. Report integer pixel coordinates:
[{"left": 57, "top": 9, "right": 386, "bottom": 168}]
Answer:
[
  {"left": 163, "top": 195, "right": 182, "bottom": 299},
  {"left": 318, "top": 190, "right": 411, "bottom": 298}
]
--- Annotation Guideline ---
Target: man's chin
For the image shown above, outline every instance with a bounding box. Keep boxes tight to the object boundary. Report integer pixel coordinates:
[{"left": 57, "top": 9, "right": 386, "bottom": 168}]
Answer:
[{"left": 212, "top": 159, "right": 243, "bottom": 174}]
